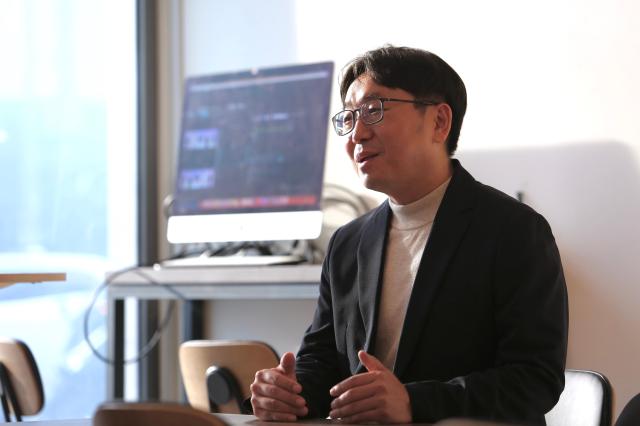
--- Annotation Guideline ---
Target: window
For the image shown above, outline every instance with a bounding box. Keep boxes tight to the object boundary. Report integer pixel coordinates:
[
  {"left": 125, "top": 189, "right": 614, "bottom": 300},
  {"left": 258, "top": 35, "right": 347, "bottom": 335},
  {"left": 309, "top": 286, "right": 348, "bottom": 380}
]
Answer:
[{"left": 0, "top": 0, "right": 136, "bottom": 419}]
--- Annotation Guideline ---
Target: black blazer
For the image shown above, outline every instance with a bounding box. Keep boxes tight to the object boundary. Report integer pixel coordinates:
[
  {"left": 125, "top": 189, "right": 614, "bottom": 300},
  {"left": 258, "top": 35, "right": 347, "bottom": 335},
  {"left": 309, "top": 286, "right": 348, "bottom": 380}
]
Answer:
[{"left": 296, "top": 160, "right": 568, "bottom": 425}]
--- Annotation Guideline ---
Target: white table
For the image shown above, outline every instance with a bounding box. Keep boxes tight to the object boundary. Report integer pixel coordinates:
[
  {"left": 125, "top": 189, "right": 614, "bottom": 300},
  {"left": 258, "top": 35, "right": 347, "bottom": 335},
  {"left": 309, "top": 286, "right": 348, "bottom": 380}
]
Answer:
[{"left": 105, "top": 264, "right": 322, "bottom": 399}]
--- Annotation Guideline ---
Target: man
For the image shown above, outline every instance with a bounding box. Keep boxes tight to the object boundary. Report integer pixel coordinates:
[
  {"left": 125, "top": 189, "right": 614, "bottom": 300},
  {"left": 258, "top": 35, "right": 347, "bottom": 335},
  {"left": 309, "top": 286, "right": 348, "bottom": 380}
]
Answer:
[{"left": 249, "top": 45, "right": 568, "bottom": 424}]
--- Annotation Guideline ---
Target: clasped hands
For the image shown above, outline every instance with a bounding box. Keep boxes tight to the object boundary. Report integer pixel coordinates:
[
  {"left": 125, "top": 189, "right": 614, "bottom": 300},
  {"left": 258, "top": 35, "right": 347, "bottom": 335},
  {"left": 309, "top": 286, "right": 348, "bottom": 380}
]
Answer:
[{"left": 250, "top": 350, "right": 412, "bottom": 423}]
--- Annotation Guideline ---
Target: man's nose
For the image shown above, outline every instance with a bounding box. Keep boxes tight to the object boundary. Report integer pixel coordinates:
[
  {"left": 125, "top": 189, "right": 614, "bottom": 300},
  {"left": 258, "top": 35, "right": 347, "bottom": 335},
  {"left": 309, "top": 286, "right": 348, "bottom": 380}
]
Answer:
[{"left": 351, "top": 112, "right": 371, "bottom": 143}]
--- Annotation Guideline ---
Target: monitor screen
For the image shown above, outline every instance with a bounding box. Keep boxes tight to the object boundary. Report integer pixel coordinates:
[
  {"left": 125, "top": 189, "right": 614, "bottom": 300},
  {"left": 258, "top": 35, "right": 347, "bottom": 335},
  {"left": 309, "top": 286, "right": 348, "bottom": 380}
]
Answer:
[{"left": 167, "top": 61, "right": 334, "bottom": 244}]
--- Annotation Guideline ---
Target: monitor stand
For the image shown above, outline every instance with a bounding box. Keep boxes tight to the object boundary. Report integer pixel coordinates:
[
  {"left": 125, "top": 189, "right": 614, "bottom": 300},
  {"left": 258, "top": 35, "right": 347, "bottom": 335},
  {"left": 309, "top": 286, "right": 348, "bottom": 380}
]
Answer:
[{"left": 159, "top": 253, "right": 305, "bottom": 268}]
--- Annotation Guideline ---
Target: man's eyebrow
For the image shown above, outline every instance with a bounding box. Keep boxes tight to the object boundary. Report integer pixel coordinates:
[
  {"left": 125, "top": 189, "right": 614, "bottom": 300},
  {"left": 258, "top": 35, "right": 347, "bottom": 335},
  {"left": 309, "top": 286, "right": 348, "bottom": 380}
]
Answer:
[{"left": 344, "top": 92, "right": 383, "bottom": 108}]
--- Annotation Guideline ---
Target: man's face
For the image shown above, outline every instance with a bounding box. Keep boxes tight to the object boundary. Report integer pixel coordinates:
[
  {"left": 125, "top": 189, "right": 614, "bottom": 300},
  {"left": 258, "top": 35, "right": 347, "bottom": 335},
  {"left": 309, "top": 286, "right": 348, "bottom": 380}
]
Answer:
[{"left": 342, "top": 73, "right": 448, "bottom": 204}]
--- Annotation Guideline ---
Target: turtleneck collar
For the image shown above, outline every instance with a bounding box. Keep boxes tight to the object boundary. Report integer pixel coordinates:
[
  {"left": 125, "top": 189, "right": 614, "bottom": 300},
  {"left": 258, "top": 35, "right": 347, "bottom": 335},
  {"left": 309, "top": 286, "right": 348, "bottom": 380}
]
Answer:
[{"left": 388, "top": 177, "right": 451, "bottom": 231}]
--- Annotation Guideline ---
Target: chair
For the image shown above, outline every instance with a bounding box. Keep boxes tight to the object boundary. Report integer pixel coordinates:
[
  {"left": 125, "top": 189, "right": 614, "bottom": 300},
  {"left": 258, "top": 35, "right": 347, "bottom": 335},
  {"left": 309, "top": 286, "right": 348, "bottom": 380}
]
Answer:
[
  {"left": 615, "top": 392, "right": 640, "bottom": 426},
  {"left": 545, "top": 369, "right": 612, "bottom": 426},
  {"left": 0, "top": 338, "right": 44, "bottom": 422},
  {"left": 93, "top": 402, "right": 227, "bottom": 426},
  {"left": 179, "top": 340, "right": 279, "bottom": 413}
]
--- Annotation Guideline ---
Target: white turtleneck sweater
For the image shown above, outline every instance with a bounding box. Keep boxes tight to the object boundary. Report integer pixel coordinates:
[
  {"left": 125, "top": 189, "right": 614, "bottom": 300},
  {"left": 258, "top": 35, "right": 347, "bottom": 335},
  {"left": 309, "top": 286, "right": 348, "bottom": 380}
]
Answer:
[{"left": 373, "top": 178, "right": 451, "bottom": 370}]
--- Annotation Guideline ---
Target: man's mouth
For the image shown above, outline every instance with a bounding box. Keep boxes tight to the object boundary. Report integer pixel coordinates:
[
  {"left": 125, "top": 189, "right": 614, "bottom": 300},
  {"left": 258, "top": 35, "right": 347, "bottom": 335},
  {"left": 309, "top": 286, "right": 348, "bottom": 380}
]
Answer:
[{"left": 356, "top": 152, "right": 378, "bottom": 163}]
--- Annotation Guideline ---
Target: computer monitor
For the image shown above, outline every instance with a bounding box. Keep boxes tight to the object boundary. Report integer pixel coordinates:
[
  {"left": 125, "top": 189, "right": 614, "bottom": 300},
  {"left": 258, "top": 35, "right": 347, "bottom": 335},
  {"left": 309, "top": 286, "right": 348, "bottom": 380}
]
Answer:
[{"left": 167, "top": 62, "right": 334, "bottom": 244}]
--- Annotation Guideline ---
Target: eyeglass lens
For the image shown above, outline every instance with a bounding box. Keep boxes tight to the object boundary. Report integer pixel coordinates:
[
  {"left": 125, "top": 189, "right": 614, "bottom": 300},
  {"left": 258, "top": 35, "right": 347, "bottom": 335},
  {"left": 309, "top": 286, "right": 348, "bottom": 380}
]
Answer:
[{"left": 332, "top": 99, "right": 384, "bottom": 136}]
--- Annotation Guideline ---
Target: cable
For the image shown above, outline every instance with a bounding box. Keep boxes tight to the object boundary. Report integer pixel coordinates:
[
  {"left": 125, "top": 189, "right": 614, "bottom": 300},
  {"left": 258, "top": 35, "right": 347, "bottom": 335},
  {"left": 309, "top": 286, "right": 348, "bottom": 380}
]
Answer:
[
  {"left": 322, "top": 196, "right": 363, "bottom": 217},
  {"left": 322, "top": 183, "right": 371, "bottom": 215},
  {"left": 83, "top": 264, "right": 190, "bottom": 365}
]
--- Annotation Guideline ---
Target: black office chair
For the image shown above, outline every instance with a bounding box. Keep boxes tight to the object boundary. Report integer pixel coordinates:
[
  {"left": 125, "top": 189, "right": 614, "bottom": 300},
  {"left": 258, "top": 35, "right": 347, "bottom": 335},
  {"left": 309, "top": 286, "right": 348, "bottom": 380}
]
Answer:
[
  {"left": 0, "top": 338, "right": 44, "bottom": 422},
  {"left": 545, "top": 369, "right": 612, "bottom": 426},
  {"left": 615, "top": 393, "right": 640, "bottom": 426}
]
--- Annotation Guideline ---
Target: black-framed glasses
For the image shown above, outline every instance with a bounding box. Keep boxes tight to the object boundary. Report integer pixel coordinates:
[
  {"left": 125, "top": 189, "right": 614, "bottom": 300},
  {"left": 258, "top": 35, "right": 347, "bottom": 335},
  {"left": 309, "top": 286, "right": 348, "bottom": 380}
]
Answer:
[{"left": 331, "top": 97, "right": 438, "bottom": 136}]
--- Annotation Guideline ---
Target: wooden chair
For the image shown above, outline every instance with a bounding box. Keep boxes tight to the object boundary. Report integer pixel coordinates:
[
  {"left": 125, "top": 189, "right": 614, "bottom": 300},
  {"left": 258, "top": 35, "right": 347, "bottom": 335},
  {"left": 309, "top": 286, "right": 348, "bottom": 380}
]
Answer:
[
  {"left": 0, "top": 338, "right": 44, "bottom": 422},
  {"left": 179, "top": 340, "right": 279, "bottom": 413},
  {"left": 545, "top": 369, "right": 612, "bottom": 426},
  {"left": 93, "top": 402, "right": 227, "bottom": 426}
]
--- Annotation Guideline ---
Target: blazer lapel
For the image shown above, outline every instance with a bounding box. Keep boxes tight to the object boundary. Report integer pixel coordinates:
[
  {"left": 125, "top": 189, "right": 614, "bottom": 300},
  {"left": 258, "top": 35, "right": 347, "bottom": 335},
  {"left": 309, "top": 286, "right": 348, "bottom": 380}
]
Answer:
[
  {"left": 356, "top": 201, "right": 391, "bottom": 368},
  {"left": 393, "top": 161, "right": 478, "bottom": 377}
]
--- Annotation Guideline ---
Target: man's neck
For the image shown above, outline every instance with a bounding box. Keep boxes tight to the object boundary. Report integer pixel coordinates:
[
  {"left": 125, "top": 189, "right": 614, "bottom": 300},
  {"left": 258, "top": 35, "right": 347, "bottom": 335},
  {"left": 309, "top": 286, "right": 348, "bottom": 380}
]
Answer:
[{"left": 389, "top": 159, "right": 453, "bottom": 205}]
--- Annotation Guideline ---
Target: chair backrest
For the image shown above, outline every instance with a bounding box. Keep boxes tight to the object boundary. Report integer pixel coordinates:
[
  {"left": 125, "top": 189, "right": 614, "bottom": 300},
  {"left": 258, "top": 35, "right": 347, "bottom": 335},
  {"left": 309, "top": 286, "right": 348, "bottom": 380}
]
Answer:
[
  {"left": 93, "top": 402, "right": 227, "bottom": 426},
  {"left": 0, "top": 338, "right": 44, "bottom": 421},
  {"left": 615, "top": 392, "right": 640, "bottom": 426},
  {"left": 179, "top": 340, "right": 279, "bottom": 413},
  {"left": 545, "top": 369, "right": 612, "bottom": 426}
]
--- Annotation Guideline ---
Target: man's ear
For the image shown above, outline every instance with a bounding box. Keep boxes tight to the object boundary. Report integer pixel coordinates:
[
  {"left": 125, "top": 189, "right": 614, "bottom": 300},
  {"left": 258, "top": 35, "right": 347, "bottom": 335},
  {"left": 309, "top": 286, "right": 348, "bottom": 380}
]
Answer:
[{"left": 433, "top": 103, "right": 453, "bottom": 145}]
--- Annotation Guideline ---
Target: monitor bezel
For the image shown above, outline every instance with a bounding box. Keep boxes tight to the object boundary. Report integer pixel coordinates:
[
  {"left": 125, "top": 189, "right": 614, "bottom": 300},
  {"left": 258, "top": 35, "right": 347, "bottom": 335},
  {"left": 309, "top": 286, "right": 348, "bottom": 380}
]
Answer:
[{"left": 167, "top": 61, "right": 334, "bottom": 244}]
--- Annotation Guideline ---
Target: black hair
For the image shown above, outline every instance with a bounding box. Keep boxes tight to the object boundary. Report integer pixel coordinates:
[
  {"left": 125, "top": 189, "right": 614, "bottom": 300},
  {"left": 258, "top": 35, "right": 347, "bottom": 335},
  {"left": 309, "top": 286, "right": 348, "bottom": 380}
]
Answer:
[{"left": 339, "top": 45, "right": 467, "bottom": 155}]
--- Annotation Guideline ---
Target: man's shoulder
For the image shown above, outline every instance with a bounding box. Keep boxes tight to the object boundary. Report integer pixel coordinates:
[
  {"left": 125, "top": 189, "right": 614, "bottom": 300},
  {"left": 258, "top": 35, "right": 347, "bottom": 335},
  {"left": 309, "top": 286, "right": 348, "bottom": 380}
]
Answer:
[
  {"left": 452, "top": 159, "right": 538, "bottom": 219},
  {"left": 475, "top": 181, "right": 526, "bottom": 210},
  {"left": 472, "top": 179, "right": 550, "bottom": 232}
]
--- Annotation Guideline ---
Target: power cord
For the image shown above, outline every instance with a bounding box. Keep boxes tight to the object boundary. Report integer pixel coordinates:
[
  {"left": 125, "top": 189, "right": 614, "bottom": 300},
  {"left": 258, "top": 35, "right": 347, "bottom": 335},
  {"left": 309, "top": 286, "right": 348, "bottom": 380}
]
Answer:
[
  {"left": 85, "top": 185, "right": 370, "bottom": 364},
  {"left": 303, "top": 183, "right": 372, "bottom": 260},
  {"left": 87, "top": 187, "right": 368, "bottom": 365},
  {"left": 322, "top": 183, "right": 371, "bottom": 216},
  {"left": 83, "top": 264, "right": 189, "bottom": 365}
]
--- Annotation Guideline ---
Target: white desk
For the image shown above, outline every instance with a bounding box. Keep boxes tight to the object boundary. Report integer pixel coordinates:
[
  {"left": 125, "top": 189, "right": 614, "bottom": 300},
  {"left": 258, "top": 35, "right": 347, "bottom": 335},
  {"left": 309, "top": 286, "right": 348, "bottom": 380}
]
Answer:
[
  {"left": 107, "top": 264, "right": 321, "bottom": 300},
  {"left": 0, "top": 273, "right": 66, "bottom": 289},
  {"left": 106, "top": 264, "right": 322, "bottom": 399}
]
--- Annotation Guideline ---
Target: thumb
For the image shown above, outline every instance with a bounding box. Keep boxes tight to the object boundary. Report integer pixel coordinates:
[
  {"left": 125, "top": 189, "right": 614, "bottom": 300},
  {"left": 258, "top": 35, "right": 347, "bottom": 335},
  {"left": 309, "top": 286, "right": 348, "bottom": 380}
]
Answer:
[
  {"left": 358, "top": 350, "right": 386, "bottom": 372},
  {"left": 279, "top": 351, "right": 297, "bottom": 378}
]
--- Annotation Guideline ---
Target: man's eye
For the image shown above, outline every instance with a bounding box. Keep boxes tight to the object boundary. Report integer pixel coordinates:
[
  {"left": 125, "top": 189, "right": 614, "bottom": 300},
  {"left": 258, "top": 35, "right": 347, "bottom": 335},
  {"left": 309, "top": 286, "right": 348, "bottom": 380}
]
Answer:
[{"left": 364, "top": 105, "right": 382, "bottom": 115}]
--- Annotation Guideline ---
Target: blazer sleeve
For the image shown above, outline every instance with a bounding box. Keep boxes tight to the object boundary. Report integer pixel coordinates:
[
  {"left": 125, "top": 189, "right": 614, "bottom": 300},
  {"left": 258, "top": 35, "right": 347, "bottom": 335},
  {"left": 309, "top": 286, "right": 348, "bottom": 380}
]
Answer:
[
  {"left": 405, "top": 210, "right": 569, "bottom": 424},
  {"left": 295, "top": 231, "right": 345, "bottom": 418}
]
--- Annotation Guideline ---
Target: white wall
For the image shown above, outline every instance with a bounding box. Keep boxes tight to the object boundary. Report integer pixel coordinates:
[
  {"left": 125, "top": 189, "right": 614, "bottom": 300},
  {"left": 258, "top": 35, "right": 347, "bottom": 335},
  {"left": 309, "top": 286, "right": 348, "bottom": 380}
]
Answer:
[{"left": 170, "top": 0, "right": 640, "bottom": 416}]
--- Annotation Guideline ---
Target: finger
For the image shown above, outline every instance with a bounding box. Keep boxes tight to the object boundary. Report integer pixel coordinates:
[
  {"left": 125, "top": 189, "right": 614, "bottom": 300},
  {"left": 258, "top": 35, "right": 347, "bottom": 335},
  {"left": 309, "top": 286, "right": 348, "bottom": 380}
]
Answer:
[
  {"left": 330, "top": 382, "right": 378, "bottom": 409},
  {"left": 329, "top": 397, "right": 380, "bottom": 420},
  {"left": 329, "top": 372, "right": 377, "bottom": 396},
  {"left": 279, "top": 352, "right": 296, "bottom": 378},
  {"left": 253, "top": 407, "right": 299, "bottom": 422},
  {"left": 251, "top": 395, "right": 308, "bottom": 416},
  {"left": 250, "top": 382, "right": 307, "bottom": 408},
  {"left": 256, "top": 369, "right": 302, "bottom": 393},
  {"left": 358, "top": 350, "right": 386, "bottom": 372}
]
